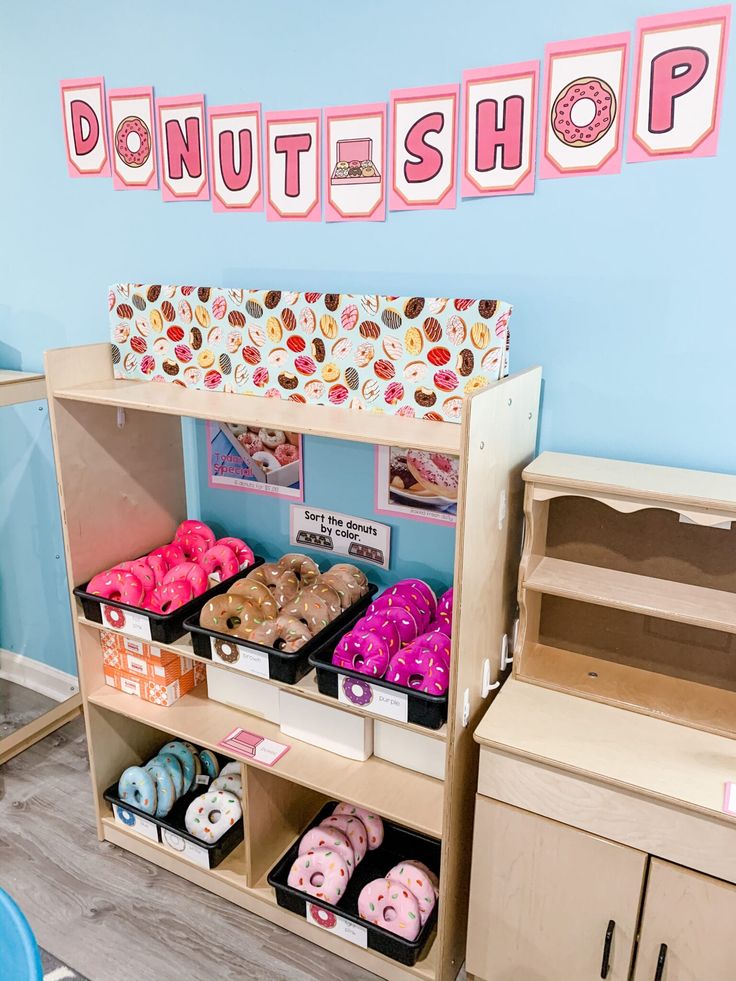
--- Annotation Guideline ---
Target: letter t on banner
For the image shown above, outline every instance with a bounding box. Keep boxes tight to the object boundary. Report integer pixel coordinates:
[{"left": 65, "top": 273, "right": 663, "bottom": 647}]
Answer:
[
  {"left": 461, "top": 61, "right": 539, "bottom": 197},
  {"left": 209, "top": 103, "right": 262, "bottom": 212},
  {"left": 265, "top": 109, "right": 321, "bottom": 221},
  {"left": 628, "top": 5, "right": 731, "bottom": 161},
  {"left": 390, "top": 85, "right": 459, "bottom": 210},
  {"left": 60, "top": 77, "right": 110, "bottom": 177}
]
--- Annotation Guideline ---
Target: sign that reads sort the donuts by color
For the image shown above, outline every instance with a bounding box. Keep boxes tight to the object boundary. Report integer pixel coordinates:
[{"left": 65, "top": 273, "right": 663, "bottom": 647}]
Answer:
[{"left": 60, "top": 5, "right": 730, "bottom": 219}]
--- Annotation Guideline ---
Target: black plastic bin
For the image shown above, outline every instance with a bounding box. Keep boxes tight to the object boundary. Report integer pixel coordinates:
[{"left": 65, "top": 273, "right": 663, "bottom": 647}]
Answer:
[
  {"left": 74, "top": 556, "right": 264, "bottom": 644},
  {"left": 184, "top": 584, "right": 378, "bottom": 685},
  {"left": 268, "top": 801, "right": 441, "bottom": 966}
]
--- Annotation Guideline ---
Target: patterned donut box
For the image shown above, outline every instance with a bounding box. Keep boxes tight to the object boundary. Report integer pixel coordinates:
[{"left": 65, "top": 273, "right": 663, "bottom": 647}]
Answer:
[{"left": 109, "top": 285, "right": 512, "bottom": 423}]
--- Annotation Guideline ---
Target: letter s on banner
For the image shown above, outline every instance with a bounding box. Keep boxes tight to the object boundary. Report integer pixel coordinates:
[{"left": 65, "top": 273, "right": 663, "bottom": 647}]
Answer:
[
  {"left": 209, "top": 103, "right": 262, "bottom": 212},
  {"left": 629, "top": 4, "right": 731, "bottom": 161},
  {"left": 60, "top": 77, "right": 110, "bottom": 177},
  {"left": 390, "top": 85, "right": 458, "bottom": 210},
  {"left": 265, "top": 109, "right": 321, "bottom": 221},
  {"left": 462, "top": 61, "right": 539, "bottom": 197}
]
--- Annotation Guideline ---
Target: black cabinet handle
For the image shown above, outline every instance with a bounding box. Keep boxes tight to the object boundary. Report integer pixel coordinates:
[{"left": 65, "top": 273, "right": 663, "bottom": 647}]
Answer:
[
  {"left": 600, "top": 919, "right": 615, "bottom": 978},
  {"left": 654, "top": 943, "right": 668, "bottom": 981}
]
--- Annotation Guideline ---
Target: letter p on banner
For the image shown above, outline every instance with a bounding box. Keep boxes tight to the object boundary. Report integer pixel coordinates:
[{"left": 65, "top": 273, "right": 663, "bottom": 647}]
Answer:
[
  {"left": 629, "top": 5, "right": 731, "bottom": 161},
  {"left": 60, "top": 77, "right": 110, "bottom": 177}
]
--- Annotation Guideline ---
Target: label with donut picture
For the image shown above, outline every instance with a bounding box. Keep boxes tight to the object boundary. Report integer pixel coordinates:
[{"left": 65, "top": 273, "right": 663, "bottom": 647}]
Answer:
[
  {"left": 210, "top": 635, "right": 270, "bottom": 678},
  {"left": 101, "top": 602, "right": 152, "bottom": 640},
  {"left": 113, "top": 804, "right": 158, "bottom": 842},
  {"left": 338, "top": 674, "right": 409, "bottom": 723},
  {"left": 308, "top": 904, "right": 368, "bottom": 947},
  {"left": 160, "top": 829, "right": 211, "bottom": 869}
]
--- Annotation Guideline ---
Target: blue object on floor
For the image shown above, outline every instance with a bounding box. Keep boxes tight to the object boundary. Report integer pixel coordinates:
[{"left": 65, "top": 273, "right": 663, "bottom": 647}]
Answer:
[{"left": 0, "top": 888, "right": 42, "bottom": 981}]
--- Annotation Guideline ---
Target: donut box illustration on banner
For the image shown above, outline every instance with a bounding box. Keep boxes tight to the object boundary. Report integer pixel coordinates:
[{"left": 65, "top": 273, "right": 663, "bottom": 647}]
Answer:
[
  {"left": 325, "top": 103, "right": 386, "bottom": 222},
  {"left": 109, "top": 286, "right": 512, "bottom": 423}
]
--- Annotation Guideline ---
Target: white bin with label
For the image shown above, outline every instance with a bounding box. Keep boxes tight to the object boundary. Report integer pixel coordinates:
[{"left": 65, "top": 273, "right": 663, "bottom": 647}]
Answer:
[
  {"left": 279, "top": 690, "right": 373, "bottom": 761},
  {"left": 206, "top": 662, "right": 280, "bottom": 723},
  {"left": 374, "top": 720, "right": 446, "bottom": 780}
]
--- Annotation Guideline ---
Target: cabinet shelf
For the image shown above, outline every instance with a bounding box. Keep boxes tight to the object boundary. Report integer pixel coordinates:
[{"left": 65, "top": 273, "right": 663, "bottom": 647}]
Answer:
[{"left": 524, "top": 557, "right": 736, "bottom": 634}]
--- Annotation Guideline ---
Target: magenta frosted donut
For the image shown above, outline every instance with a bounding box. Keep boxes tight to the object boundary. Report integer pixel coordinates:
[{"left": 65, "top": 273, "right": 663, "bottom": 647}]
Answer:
[
  {"left": 115, "top": 116, "right": 151, "bottom": 167},
  {"left": 88, "top": 569, "right": 145, "bottom": 607},
  {"left": 201, "top": 544, "right": 239, "bottom": 581},
  {"left": 163, "top": 561, "right": 208, "bottom": 596},
  {"left": 332, "top": 631, "right": 390, "bottom": 677},
  {"left": 150, "top": 579, "right": 194, "bottom": 615},
  {"left": 367, "top": 592, "right": 429, "bottom": 632},
  {"left": 130, "top": 559, "right": 156, "bottom": 592},
  {"left": 386, "top": 648, "right": 450, "bottom": 695},
  {"left": 408, "top": 630, "right": 452, "bottom": 662},
  {"left": 385, "top": 861, "right": 438, "bottom": 924},
  {"left": 354, "top": 614, "right": 401, "bottom": 657},
  {"left": 389, "top": 578, "right": 437, "bottom": 616},
  {"left": 145, "top": 553, "right": 168, "bottom": 585},
  {"left": 215, "top": 537, "right": 254, "bottom": 569},
  {"left": 437, "top": 587, "right": 453, "bottom": 624},
  {"left": 178, "top": 532, "right": 207, "bottom": 562},
  {"left": 366, "top": 604, "right": 419, "bottom": 645},
  {"left": 298, "top": 825, "right": 356, "bottom": 874},
  {"left": 357, "top": 878, "right": 421, "bottom": 939},
  {"left": 287, "top": 847, "right": 350, "bottom": 904},
  {"left": 319, "top": 814, "right": 367, "bottom": 865},
  {"left": 175, "top": 520, "right": 216, "bottom": 550},
  {"left": 333, "top": 802, "right": 384, "bottom": 850}
]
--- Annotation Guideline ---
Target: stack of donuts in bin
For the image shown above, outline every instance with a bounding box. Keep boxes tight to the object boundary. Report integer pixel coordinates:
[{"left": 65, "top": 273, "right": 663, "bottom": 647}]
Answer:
[
  {"left": 86, "top": 520, "right": 254, "bottom": 614},
  {"left": 358, "top": 860, "right": 439, "bottom": 939},
  {"left": 332, "top": 579, "right": 453, "bottom": 696}
]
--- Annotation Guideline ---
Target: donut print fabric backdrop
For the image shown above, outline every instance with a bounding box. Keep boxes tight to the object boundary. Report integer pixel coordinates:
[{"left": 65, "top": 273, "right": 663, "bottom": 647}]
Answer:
[{"left": 110, "top": 286, "right": 511, "bottom": 422}]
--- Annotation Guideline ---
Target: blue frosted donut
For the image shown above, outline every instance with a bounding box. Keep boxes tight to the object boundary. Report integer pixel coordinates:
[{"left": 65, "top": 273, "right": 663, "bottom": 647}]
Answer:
[
  {"left": 198, "top": 749, "right": 220, "bottom": 780},
  {"left": 148, "top": 753, "right": 184, "bottom": 798},
  {"left": 146, "top": 761, "right": 176, "bottom": 817},
  {"left": 160, "top": 741, "right": 196, "bottom": 792},
  {"left": 118, "top": 765, "right": 157, "bottom": 815}
]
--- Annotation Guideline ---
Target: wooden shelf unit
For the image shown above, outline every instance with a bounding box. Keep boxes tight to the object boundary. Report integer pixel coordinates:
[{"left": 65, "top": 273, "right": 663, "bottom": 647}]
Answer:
[
  {"left": 517, "top": 452, "right": 736, "bottom": 739},
  {"left": 46, "top": 342, "right": 541, "bottom": 981}
]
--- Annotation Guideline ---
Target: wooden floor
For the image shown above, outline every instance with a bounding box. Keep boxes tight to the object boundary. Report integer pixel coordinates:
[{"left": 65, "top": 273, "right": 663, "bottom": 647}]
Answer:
[
  {"left": 0, "top": 678, "right": 56, "bottom": 737},
  {"left": 0, "top": 717, "right": 379, "bottom": 981}
]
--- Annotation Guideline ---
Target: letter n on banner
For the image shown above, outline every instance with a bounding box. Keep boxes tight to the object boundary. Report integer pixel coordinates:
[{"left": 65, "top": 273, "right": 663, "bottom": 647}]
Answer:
[
  {"left": 265, "top": 109, "right": 321, "bottom": 221},
  {"left": 390, "top": 85, "right": 458, "bottom": 210},
  {"left": 462, "top": 61, "right": 539, "bottom": 197},
  {"left": 209, "top": 104, "right": 262, "bottom": 212},
  {"left": 60, "top": 77, "right": 110, "bottom": 177},
  {"left": 108, "top": 87, "right": 157, "bottom": 190},
  {"left": 540, "top": 33, "right": 629, "bottom": 178},
  {"left": 628, "top": 5, "right": 731, "bottom": 162},
  {"left": 157, "top": 94, "right": 209, "bottom": 201},
  {"left": 325, "top": 103, "right": 386, "bottom": 222}
]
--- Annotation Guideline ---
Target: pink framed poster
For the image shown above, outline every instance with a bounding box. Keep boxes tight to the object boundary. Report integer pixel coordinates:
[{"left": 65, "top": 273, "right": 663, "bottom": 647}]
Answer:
[
  {"left": 628, "top": 5, "right": 731, "bottom": 162},
  {"left": 374, "top": 446, "right": 458, "bottom": 527},
  {"left": 540, "top": 33, "right": 629, "bottom": 179},
  {"left": 208, "top": 103, "right": 262, "bottom": 212},
  {"left": 390, "top": 84, "right": 458, "bottom": 210},
  {"left": 462, "top": 61, "right": 539, "bottom": 197},
  {"left": 207, "top": 421, "right": 304, "bottom": 501},
  {"left": 60, "top": 76, "right": 110, "bottom": 178},
  {"left": 107, "top": 87, "right": 157, "bottom": 190},
  {"left": 157, "top": 94, "right": 209, "bottom": 201},
  {"left": 265, "top": 109, "right": 321, "bottom": 221},
  {"left": 324, "top": 103, "right": 386, "bottom": 222}
]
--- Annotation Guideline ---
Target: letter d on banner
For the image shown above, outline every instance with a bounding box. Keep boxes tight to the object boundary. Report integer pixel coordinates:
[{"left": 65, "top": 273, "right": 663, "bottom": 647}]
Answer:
[{"left": 60, "top": 77, "right": 110, "bottom": 177}]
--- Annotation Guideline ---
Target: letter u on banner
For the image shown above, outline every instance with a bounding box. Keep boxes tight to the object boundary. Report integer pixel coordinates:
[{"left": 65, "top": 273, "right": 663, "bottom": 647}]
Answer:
[
  {"left": 60, "top": 77, "right": 110, "bottom": 177},
  {"left": 390, "top": 85, "right": 458, "bottom": 210},
  {"left": 157, "top": 94, "right": 209, "bottom": 201},
  {"left": 265, "top": 109, "right": 321, "bottom": 221},
  {"left": 462, "top": 61, "right": 539, "bottom": 197},
  {"left": 209, "top": 103, "right": 262, "bottom": 212},
  {"left": 628, "top": 5, "right": 731, "bottom": 161},
  {"left": 540, "top": 33, "right": 629, "bottom": 178},
  {"left": 108, "top": 87, "right": 157, "bottom": 190}
]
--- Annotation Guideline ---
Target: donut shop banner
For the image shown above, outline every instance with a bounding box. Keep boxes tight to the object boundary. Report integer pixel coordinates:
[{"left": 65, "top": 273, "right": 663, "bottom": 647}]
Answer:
[{"left": 60, "top": 5, "right": 730, "bottom": 220}]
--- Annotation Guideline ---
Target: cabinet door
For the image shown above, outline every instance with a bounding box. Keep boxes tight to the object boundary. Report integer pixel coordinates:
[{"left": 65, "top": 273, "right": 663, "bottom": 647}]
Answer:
[
  {"left": 633, "top": 859, "right": 736, "bottom": 981},
  {"left": 466, "top": 796, "right": 646, "bottom": 981}
]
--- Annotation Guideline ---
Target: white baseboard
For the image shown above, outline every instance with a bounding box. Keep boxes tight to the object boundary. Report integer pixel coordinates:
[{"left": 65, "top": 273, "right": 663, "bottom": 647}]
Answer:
[{"left": 0, "top": 649, "right": 79, "bottom": 702}]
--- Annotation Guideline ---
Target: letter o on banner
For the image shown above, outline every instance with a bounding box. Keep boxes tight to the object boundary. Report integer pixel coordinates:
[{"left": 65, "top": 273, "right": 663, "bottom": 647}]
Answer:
[{"left": 390, "top": 85, "right": 458, "bottom": 210}]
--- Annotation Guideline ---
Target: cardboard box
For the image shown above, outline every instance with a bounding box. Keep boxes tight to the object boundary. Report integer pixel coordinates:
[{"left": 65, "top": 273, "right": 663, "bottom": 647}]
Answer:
[
  {"left": 374, "top": 720, "right": 445, "bottom": 780},
  {"left": 104, "top": 661, "right": 204, "bottom": 707},
  {"left": 100, "top": 630, "right": 180, "bottom": 666}
]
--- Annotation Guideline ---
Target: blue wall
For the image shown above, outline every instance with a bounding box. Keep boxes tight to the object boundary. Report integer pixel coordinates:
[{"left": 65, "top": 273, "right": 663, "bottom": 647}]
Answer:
[{"left": 0, "top": 0, "right": 733, "bottom": 671}]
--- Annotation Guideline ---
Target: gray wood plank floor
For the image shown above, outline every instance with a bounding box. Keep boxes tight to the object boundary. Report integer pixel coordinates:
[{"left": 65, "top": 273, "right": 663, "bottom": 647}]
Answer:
[{"left": 0, "top": 717, "right": 379, "bottom": 981}]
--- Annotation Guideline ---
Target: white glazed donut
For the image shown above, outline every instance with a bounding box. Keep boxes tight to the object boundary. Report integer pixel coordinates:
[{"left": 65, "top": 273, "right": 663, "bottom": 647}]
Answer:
[
  {"left": 220, "top": 761, "right": 241, "bottom": 778},
  {"left": 185, "top": 790, "right": 242, "bottom": 844},
  {"left": 210, "top": 773, "right": 243, "bottom": 800},
  {"left": 252, "top": 450, "right": 280, "bottom": 473},
  {"left": 259, "top": 428, "right": 286, "bottom": 449}
]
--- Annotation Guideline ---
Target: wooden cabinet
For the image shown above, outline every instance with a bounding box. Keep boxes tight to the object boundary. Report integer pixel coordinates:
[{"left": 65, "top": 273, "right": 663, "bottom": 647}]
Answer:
[
  {"left": 466, "top": 798, "right": 645, "bottom": 981},
  {"left": 633, "top": 860, "right": 736, "bottom": 981}
]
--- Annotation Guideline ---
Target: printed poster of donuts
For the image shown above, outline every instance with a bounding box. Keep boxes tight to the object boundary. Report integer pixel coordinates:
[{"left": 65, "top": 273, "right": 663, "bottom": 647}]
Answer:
[
  {"left": 110, "top": 285, "right": 511, "bottom": 423},
  {"left": 207, "top": 421, "right": 304, "bottom": 500},
  {"left": 374, "top": 446, "right": 458, "bottom": 526}
]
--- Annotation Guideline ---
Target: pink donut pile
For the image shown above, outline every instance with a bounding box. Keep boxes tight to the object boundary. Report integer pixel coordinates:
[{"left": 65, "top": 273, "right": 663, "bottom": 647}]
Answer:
[
  {"left": 288, "top": 802, "right": 384, "bottom": 906},
  {"left": 86, "top": 519, "right": 254, "bottom": 616},
  {"left": 332, "top": 580, "right": 453, "bottom": 696},
  {"left": 357, "top": 860, "right": 439, "bottom": 940}
]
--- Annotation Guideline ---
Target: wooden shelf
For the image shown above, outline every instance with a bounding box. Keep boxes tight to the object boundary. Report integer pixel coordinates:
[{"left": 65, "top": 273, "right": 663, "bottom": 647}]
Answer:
[
  {"left": 0, "top": 369, "right": 46, "bottom": 406},
  {"left": 524, "top": 557, "right": 736, "bottom": 634},
  {"left": 53, "top": 375, "right": 462, "bottom": 453},
  {"left": 88, "top": 682, "right": 443, "bottom": 837}
]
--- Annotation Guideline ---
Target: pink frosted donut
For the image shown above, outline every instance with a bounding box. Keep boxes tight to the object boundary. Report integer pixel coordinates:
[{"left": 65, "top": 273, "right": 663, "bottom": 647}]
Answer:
[
  {"left": 150, "top": 579, "right": 194, "bottom": 615},
  {"left": 148, "top": 542, "right": 187, "bottom": 571},
  {"left": 386, "top": 648, "right": 450, "bottom": 696},
  {"left": 215, "top": 537, "right": 254, "bottom": 569},
  {"left": 298, "top": 826, "right": 356, "bottom": 874},
  {"left": 178, "top": 532, "right": 207, "bottom": 562},
  {"left": 200, "top": 545, "right": 239, "bottom": 581},
  {"left": 239, "top": 432, "right": 263, "bottom": 455},
  {"left": 333, "top": 802, "right": 384, "bottom": 850},
  {"left": 287, "top": 847, "right": 350, "bottom": 904},
  {"left": 274, "top": 443, "right": 298, "bottom": 466},
  {"left": 140, "top": 589, "right": 158, "bottom": 612},
  {"left": 319, "top": 814, "right": 368, "bottom": 866},
  {"left": 130, "top": 559, "right": 157, "bottom": 592},
  {"left": 332, "top": 631, "right": 390, "bottom": 678},
  {"left": 175, "top": 520, "right": 216, "bottom": 549},
  {"left": 145, "top": 553, "right": 168, "bottom": 585},
  {"left": 385, "top": 861, "right": 438, "bottom": 925},
  {"left": 115, "top": 116, "right": 151, "bottom": 167},
  {"left": 354, "top": 614, "right": 401, "bottom": 657},
  {"left": 357, "top": 878, "right": 421, "bottom": 940},
  {"left": 163, "top": 561, "right": 208, "bottom": 596},
  {"left": 88, "top": 569, "right": 145, "bottom": 607}
]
